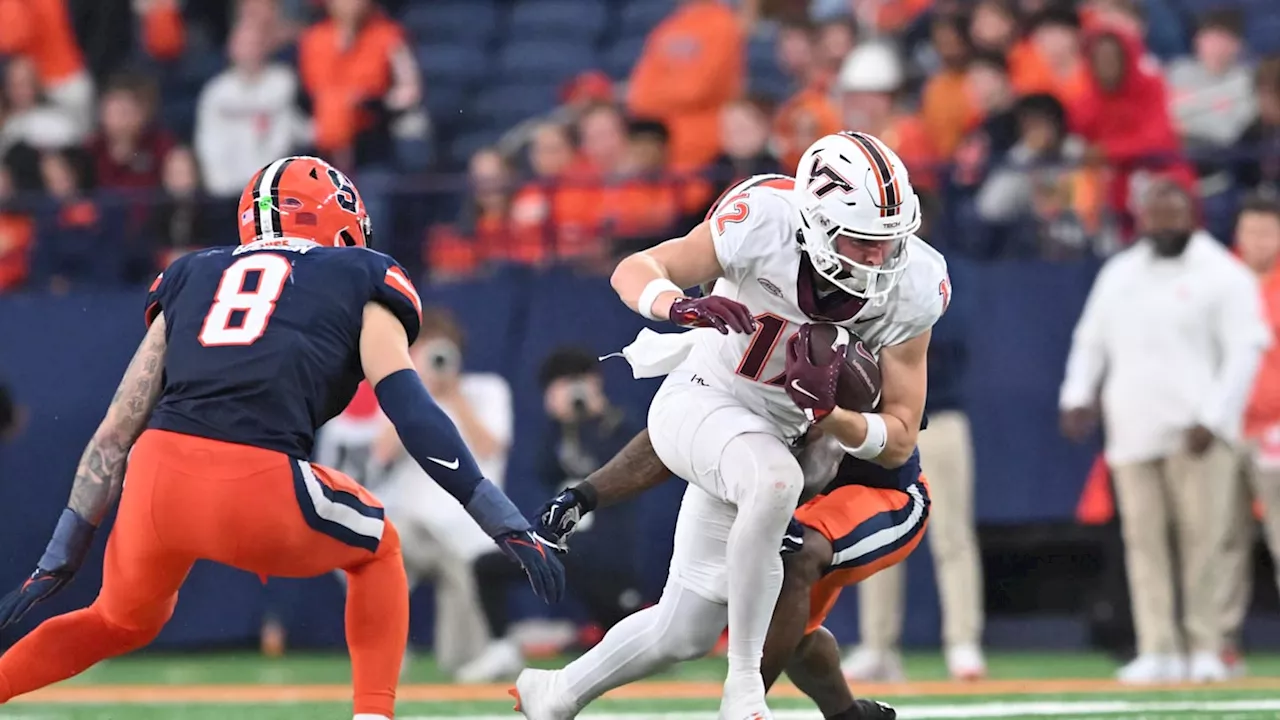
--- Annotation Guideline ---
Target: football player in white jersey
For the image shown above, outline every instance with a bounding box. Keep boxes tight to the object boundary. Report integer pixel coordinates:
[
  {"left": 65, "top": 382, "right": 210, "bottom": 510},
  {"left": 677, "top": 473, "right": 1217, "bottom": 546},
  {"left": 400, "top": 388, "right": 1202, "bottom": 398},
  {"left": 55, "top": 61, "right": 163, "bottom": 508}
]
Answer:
[{"left": 512, "top": 133, "right": 948, "bottom": 720}]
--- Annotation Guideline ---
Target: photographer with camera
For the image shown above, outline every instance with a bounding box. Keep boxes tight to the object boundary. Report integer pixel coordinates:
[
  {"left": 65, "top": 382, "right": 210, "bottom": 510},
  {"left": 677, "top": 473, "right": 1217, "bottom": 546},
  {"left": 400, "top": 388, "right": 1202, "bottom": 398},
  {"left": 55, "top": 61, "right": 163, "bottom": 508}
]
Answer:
[
  {"left": 461, "top": 347, "right": 648, "bottom": 683},
  {"left": 359, "top": 307, "right": 514, "bottom": 678}
]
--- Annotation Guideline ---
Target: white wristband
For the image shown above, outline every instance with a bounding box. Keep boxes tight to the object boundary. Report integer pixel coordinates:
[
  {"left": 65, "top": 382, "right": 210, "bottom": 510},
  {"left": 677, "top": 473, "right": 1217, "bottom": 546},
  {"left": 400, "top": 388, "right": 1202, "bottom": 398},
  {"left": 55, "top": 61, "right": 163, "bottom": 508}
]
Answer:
[
  {"left": 637, "top": 278, "right": 684, "bottom": 322},
  {"left": 840, "top": 413, "right": 888, "bottom": 460}
]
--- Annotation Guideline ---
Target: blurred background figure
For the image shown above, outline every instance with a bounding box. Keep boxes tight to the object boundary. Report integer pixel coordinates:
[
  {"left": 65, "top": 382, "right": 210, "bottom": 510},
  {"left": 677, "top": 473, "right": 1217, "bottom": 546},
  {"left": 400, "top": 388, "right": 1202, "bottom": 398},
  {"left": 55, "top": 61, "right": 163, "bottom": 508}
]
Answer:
[
  {"left": 194, "top": 16, "right": 302, "bottom": 197},
  {"left": 1059, "top": 181, "right": 1269, "bottom": 684},
  {"left": 1215, "top": 193, "right": 1280, "bottom": 677},
  {"left": 843, "top": 262, "right": 985, "bottom": 683},
  {"left": 0, "top": 378, "right": 17, "bottom": 443},
  {"left": 467, "top": 347, "right": 646, "bottom": 683},
  {"left": 369, "top": 307, "right": 513, "bottom": 679}
]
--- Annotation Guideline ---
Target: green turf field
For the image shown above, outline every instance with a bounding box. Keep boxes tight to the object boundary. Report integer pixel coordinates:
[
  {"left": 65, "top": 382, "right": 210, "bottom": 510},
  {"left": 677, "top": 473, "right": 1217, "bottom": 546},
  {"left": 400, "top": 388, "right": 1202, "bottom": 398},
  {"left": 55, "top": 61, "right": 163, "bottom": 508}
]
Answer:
[{"left": 5, "top": 652, "right": 1279, "bottom": 719}]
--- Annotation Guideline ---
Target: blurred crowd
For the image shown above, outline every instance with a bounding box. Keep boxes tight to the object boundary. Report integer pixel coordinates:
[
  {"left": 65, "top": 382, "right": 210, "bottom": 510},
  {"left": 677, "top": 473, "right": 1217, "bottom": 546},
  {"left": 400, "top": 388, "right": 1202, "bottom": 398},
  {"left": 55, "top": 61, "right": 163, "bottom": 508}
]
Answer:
[
  {"left": 0, "top": 0, "right": 1276, "bottom": 291},
  {"left": 435, "top": 0, "right": 1280, "bottom": 276}
]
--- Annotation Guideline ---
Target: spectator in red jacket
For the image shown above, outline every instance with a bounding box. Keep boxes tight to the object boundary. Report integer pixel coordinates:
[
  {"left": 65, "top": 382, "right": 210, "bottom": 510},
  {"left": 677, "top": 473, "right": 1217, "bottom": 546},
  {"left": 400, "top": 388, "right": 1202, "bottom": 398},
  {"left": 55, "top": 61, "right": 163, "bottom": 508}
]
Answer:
[{"left": 1074, "top": 28, "right": 1193, "bottom": 224}]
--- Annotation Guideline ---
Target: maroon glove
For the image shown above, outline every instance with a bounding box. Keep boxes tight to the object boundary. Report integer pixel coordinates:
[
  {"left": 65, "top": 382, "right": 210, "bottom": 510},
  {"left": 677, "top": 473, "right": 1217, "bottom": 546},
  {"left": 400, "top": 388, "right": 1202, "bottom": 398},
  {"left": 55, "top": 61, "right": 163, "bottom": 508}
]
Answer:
[
  {"left": 785, "top": 325, "right": 848, "bottom": 422},
  {"left": 669, "top": 296, "right": 757, "bottom": 334}
]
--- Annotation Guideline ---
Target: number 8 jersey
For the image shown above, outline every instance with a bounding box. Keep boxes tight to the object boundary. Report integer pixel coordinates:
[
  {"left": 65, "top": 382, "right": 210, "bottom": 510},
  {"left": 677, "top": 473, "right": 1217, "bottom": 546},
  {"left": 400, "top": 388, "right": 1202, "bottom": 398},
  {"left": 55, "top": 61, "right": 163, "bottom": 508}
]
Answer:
[
  {"left": 685, "top": 174, "right": 950, "bottom": 440},
  {"left": 143, "top": 239, "right": 422, "bottom": 459}
]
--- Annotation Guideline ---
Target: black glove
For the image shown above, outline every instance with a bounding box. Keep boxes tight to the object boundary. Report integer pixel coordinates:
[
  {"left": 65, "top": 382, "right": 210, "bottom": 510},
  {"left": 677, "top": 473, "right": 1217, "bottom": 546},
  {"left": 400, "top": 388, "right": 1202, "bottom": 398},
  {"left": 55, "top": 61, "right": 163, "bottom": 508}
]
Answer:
[
  {"left": 536, "top": 484, "right": 598, "bottom": 551},
  {"left": 496, "top": 530, "right": 566, "bottom": 604},
  {"left": 0, "top": 509, "right": 95, "bottom": 629}
]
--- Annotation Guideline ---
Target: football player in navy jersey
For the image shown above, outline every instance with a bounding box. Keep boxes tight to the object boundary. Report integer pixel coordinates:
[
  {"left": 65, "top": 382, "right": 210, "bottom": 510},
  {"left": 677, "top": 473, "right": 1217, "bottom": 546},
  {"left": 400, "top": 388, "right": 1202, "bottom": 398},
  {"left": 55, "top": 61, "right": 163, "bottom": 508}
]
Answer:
[{"left": 0, "top": 156, "right": 564, "bottom": 720}]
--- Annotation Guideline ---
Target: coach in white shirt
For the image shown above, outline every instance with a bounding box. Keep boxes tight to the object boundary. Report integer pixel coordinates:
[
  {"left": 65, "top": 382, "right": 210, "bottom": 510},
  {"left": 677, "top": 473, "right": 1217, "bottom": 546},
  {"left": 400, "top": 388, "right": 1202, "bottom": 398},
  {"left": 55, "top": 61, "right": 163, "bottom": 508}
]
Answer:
[{"left": 1059, "top": 180, "right": 1270, "bottom": 685}]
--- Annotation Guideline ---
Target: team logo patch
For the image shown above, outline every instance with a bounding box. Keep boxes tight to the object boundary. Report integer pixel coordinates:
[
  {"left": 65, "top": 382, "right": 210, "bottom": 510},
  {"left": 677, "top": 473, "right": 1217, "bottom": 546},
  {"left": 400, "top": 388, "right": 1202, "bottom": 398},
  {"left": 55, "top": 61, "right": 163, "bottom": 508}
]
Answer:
[
  {"left": 239, "top": 209, "right": 253, "bottom": 225},
  {"left": 757, "top": 277, "right": 783, "bottom": 298}
]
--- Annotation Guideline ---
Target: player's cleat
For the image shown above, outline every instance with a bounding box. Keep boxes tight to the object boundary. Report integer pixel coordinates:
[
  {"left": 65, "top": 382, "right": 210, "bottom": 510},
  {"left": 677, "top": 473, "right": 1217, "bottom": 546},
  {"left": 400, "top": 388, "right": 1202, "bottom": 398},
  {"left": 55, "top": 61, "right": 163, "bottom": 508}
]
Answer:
[
  {"left": 511, "top": 668, "right": 574, "bottom": 720},
  {"left": 841, "top": 646, "right": 906, "bottom": 682},
  {"left": 719, "top": 674, "right": 772, "bottom": 720},
  {"left": 1188, "top": 650, "right": 1229, "bottom": 683},
  {"left": 1116, "top": 653, "right": 1187, "bottom": 684},
  {"left": 945, "top": 644, "right": 987, "bottom": 681},
  {"left": 848, "top": 699, "right": 898, "bottom": 719}
]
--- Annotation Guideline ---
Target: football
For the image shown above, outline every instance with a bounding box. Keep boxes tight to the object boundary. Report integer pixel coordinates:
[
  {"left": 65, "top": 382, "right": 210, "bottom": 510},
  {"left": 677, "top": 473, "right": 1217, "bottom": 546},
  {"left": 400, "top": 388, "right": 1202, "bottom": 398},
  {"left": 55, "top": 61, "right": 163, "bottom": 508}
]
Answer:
[{"left": 805, "top": 323, "right": 882, "bottom": 412}]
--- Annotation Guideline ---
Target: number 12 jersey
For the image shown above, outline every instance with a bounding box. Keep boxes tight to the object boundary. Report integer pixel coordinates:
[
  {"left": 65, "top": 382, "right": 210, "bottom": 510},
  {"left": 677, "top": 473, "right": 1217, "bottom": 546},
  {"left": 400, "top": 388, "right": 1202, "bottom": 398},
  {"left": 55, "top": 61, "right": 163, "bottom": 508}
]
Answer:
[{"left": 143, "top": 239, "right": 423, "bottom": 459}]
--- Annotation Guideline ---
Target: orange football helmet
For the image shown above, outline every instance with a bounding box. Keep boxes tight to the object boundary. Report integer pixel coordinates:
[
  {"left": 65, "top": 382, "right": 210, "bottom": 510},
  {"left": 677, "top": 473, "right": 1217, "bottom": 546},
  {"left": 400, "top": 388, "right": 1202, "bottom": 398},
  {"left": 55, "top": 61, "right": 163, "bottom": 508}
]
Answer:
[{"left": 237, "top": 156, "right": 373, "bottom": 248}]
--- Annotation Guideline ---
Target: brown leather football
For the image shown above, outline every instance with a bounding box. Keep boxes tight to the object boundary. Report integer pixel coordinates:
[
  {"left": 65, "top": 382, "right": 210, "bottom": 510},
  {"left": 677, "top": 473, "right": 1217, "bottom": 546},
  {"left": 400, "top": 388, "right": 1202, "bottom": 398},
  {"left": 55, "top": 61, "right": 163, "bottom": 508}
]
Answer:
[{"left": 805, "top": 323, "right": 881, "bottom": 412}]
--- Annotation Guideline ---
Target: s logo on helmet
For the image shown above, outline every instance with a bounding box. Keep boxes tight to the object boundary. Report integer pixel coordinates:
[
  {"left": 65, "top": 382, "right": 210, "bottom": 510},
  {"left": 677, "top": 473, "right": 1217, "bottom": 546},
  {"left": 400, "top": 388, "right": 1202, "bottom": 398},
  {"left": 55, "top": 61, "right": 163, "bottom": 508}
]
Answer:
[{"left": 326, "top": 167, "right": 360, "bottom": 214}]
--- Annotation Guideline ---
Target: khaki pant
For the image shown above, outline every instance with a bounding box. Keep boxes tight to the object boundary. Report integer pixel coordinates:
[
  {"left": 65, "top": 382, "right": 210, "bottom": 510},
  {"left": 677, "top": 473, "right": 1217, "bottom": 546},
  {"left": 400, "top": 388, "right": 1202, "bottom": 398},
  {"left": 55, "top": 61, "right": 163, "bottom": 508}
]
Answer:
[
  {"left": 858, "top": 410, "right": 984, "bottom": 650},
  {"left": 1216, "top": 444, "right": 1280, "bottom": 651},
  {"left": 1111, "top": 441, "right": 1236, "bottom": 655},
  {"left": 393, "top": 507, "right": 491, "bottom": 674}
]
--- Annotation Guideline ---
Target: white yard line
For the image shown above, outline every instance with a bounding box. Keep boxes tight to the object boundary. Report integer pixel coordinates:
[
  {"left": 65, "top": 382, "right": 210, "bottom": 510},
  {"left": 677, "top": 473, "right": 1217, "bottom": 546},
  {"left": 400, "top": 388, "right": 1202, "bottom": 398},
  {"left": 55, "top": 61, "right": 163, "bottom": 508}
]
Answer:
[{"left": 412, "top": 698, "right": 1280, "bottom": 720}]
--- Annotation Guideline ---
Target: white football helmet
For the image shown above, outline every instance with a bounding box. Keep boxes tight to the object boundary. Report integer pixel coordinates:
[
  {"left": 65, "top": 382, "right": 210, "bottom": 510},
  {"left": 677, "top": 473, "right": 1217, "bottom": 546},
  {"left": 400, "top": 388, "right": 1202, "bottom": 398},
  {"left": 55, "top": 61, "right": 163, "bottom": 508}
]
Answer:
[{"left": 793, "top": 132, "right": 920, "bottom": 304}]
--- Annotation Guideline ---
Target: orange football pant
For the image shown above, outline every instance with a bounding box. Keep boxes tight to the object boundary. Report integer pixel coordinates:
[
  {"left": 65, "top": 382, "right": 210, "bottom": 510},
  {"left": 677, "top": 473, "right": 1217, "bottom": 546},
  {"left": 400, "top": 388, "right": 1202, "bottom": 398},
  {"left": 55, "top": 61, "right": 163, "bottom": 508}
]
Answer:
[
  {"left": 797, "top": 476, "right": 931, "bottom": 633},
  {"left": 0, "top": 430, "right": 408, "bottom": 717}
]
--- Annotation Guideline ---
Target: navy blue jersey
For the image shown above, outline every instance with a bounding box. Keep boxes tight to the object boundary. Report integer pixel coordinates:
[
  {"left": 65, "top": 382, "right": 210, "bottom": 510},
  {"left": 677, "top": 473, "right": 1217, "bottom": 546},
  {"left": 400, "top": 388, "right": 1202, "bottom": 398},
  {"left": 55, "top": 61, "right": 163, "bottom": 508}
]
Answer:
[
  {"left": 144, "top": 241, "right": 422, "bottom": 459},
  {"left": 824, "top": 447, "right": 921, "bottom": 494}
]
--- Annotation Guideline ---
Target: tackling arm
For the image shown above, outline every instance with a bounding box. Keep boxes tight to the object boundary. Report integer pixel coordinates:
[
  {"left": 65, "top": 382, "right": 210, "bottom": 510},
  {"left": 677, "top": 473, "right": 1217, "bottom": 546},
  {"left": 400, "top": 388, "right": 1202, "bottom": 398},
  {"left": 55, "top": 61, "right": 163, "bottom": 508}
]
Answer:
[
  {"left": 70, "top": 314, "right": 169, "bottom": 525},
  {"left": 579, "top": 429, "right": 672, "bottom": 509},
  {"left": 817, "top": 330, "right": 930, "bottom": 468}
]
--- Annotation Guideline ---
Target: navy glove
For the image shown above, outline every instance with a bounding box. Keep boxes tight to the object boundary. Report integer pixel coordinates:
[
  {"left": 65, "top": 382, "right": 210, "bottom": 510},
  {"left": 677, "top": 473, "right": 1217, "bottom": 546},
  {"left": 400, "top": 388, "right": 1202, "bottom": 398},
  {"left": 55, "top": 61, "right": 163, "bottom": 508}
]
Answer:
[
  {"left": 669, "top": 296, "right": 757, "bottom": 335},
  {"left": 536, "top": 484, "right": 598, "bottom": 551},
  {"left": 0, "top": 509, "right": 95, "bottom": 629},
  {"left": 781, "top": 516, "right": 806, "bottom": 555},
  {"left": 496, "top": 530, "right": 566, "bottom": 604}
]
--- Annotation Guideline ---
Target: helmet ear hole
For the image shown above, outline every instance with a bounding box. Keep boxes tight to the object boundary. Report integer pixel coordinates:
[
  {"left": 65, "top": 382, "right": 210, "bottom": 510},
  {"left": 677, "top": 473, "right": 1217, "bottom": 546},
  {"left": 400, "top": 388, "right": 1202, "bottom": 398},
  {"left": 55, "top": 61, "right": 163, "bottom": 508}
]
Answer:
[{"left": 338, "top": 229, "right": 358, "bottom": 247}]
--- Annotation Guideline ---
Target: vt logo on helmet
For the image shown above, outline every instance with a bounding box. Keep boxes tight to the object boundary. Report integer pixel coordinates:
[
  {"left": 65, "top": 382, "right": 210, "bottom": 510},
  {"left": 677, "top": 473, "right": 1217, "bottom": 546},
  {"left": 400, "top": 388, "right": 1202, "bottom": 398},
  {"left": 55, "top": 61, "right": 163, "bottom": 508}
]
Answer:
[
  {"left": 237, "top": 156, "right": 374, "bottom": 248},
  {"left": 793, "top": 132, "right": 921, "bottom": 305}
]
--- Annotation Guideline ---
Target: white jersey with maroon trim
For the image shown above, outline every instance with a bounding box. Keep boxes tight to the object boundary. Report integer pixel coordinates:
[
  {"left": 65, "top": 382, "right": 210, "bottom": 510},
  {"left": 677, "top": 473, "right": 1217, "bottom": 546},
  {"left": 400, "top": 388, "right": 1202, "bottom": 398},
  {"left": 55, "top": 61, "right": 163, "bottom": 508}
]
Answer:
[{"left": 680, "top": 173, "right": 950, "bottom": 441}]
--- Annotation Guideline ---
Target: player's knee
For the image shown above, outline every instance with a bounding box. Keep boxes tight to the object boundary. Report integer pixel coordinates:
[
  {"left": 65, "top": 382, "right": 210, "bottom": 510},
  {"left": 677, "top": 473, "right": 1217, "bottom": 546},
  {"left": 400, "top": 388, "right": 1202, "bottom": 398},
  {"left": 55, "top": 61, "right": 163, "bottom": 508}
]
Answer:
[
  {"left": 726, "top": 435, "right": 804, "bottom": 515},
  {"left": 784, "top": 527, "right": 832, "bottom": 590},
  {"left": 93, "top": 603, "right": 170, "bottom": 652}
]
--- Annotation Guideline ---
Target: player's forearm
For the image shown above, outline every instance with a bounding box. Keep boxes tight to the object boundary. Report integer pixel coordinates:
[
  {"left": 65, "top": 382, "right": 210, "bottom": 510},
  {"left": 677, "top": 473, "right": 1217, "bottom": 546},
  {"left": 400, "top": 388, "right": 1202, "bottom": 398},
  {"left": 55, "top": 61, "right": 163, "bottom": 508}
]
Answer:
[
  {"left": 610, "top": 252, "right": 681, "bottom": 321},
  {"left": 69, "top": 316, "right": 169, "bottom": 525},
  {"left": 582, "top": 429, "right": 671, "bottom": 508},
  {"left": 819, "top": 408, "right": 915, "bottom": 469},
  {"left": 374, "top": 369, "right": 528, "bottom": 536}
]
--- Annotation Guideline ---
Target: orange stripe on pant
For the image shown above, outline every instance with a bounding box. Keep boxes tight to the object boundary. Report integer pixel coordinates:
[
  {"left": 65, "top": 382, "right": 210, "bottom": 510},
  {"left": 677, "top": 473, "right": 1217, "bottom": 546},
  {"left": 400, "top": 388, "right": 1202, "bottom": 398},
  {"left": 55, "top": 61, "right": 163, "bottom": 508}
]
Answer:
[
  {"left": 0, "top": 430, "right": 408, "bottom": 716},
  {"left": 796, "top": 476, "right": 931, "bottom": 633}
]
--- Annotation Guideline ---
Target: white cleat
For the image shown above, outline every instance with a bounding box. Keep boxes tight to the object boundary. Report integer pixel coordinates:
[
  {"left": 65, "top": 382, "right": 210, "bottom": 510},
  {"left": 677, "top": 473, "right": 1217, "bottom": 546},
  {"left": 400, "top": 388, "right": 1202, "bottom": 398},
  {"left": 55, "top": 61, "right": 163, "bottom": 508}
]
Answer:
[
  {"left": 510, "top": 668, "right": 574, "bottom": 720},
  {"left": 1188, "top": 651, "right": 1229, "bottom": 683},
  {"left": 1116, "top": 653, "right": 1187, "bottom": 684},
  {"left": 841, "top": 646, "right": 907, "bottom": 682},
  {"left": 946, "top": 644, "right": 987, "bottom": 681},
  {"left": 455, "top": 639, "right": 525, "bottom": 683},
  {"left": 719, "top": 674, "right": 772, "bottom": 720}
]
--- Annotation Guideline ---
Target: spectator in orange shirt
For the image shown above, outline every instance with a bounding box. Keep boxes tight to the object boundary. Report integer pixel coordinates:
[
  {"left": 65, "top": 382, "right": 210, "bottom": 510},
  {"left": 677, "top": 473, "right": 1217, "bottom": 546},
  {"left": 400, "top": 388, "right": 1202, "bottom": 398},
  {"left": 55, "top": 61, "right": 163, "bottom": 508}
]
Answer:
[
  {"left": 836, "top": 41, "right": 938, "bottom": 189},
  {"left": 1012, "top": 8, "right": 1090, "bottom": 127},
  {"left": 922, "top": 14, "right": 977, "bottom": 158},
  {"left": 507, "top": 122, "right": 581, "bottom": 266},
  {"left": 297, "top": 0, "right": 424, "bottom": 171},
  {"left": 1217, "top": 193, "right": 1280, "bottom": 670},
  {"left": 627, "top": 0, "right": 744, "bottom": 170},
  {"left": 135, "top": 0, "right": 186, "bottom": 62},
  {"left": 0, "top": 0, "right": 93, "bottom": 140},
  {"left": 427, "top": 148, "right": 514, "bottom": 280}
]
